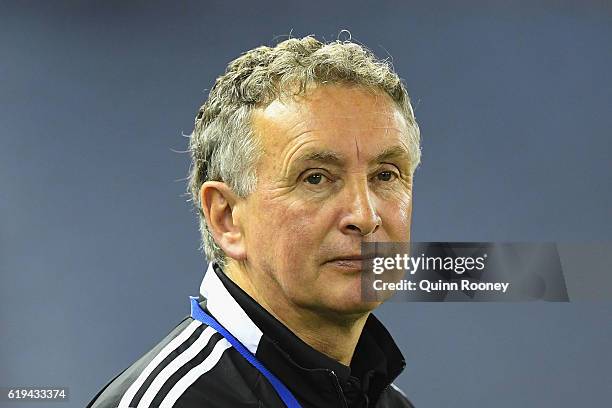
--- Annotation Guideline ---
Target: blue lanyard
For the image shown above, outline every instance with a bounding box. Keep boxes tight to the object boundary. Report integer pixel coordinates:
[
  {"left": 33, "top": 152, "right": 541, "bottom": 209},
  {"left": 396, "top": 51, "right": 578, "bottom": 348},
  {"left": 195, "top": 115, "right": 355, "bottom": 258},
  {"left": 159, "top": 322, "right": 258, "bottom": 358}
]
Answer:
[{"left": 189, "top": 296, "right": 302, "bottom": 408}]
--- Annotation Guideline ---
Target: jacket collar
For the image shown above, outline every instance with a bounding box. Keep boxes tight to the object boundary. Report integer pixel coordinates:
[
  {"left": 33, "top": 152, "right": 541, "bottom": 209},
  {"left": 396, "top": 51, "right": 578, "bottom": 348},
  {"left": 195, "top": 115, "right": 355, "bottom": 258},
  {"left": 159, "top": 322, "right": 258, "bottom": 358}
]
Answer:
[{"left": 199, "top": 262, "right": 406, "bottom": 407}]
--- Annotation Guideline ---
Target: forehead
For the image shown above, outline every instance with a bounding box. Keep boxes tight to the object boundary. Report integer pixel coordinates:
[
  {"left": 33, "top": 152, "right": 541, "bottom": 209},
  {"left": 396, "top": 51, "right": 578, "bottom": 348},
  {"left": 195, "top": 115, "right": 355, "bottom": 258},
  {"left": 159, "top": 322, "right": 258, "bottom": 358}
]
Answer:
[{"left": 251, "top": 85, "right": 411, "bottom": 162}]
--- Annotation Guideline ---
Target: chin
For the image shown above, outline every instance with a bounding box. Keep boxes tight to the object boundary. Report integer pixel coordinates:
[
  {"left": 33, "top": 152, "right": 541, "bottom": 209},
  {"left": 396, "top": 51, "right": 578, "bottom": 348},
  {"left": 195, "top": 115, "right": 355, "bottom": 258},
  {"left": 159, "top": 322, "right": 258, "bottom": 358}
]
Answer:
[{"left": 321, "top": 296, "right": 383, "bottom": 318}]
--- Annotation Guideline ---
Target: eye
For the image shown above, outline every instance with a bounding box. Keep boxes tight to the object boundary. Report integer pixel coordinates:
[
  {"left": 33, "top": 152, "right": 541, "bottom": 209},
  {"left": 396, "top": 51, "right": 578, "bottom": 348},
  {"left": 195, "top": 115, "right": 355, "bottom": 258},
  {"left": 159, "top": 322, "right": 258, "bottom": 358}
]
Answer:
[
  {"left": 305, "top": 173, "right": 325, "bottom": 185},
  {"left": 377, "top": 171, "right": 396, "bottom": 182}
]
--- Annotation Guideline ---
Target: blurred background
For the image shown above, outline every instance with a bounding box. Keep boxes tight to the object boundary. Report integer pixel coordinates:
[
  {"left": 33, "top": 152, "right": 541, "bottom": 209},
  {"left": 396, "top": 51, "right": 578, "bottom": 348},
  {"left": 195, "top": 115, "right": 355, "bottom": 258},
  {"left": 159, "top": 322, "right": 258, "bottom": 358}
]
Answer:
[{"left": 1, "top": 1, "right": 611, "bottom": 407}]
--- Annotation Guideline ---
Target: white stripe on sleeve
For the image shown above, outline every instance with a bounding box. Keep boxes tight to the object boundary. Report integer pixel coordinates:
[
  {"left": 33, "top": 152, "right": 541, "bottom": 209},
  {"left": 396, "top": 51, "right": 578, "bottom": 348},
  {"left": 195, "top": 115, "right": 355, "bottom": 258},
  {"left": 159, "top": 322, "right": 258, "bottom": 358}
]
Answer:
[
  {"left": 136, "top": 326, "right": 217, "bottom": 408},
  {"left": 159, "top": 339, "right": 232, "bottom": 408},
  {"left": 118, "top": 320, "right": 202, "bottom": 408}
]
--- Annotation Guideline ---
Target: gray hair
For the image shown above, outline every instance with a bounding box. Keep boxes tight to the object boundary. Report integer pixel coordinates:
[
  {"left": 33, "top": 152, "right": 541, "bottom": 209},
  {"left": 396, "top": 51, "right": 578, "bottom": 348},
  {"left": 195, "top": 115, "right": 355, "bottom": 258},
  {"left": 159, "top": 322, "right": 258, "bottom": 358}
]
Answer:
[{"left": 187, "top": 35, "right": 421, "bottom": 265}]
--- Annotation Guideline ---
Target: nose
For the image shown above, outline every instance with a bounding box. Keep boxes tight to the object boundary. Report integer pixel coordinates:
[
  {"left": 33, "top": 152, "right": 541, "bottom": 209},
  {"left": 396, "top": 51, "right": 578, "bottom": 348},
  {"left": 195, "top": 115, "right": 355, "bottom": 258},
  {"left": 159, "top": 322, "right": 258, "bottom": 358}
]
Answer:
[{"left": 339, "top": 179, "right": 381, "bottom": 236}]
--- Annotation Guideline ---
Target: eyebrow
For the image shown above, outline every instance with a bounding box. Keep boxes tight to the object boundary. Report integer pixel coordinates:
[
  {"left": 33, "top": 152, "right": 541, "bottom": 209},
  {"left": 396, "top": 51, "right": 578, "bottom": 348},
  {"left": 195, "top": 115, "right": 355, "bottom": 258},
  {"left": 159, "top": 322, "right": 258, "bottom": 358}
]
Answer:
[
  {"left": 369, "top": 145, "right": 412, "bottom": 165},
  {"left": 290, "top": 145, "right": 412, "bottom": 171},
  {"left": 293, "top": 151, "right": 346, "bottom": 167}
]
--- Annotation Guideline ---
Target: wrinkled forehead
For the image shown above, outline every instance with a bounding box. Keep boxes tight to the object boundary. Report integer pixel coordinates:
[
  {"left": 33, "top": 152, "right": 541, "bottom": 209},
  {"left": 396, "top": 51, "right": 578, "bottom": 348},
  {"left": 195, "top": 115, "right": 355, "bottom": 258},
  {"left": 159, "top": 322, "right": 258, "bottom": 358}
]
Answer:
[
  {"left": 265, "top": 84, "right": 404, "bottom": 123},
  {"left": 252, "top": 85, "right": 412, "bottom": 155}
]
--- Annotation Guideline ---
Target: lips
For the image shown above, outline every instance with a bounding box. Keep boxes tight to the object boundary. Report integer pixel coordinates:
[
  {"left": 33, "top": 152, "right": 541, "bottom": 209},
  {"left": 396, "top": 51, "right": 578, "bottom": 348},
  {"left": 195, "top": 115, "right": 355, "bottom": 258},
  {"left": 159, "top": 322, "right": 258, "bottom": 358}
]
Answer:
[
  {"left": 326, "top": 253, "right": 377, "bottom": 262},
  {"left": 324, "top": 255, "right": 376, "bottom": 271}
]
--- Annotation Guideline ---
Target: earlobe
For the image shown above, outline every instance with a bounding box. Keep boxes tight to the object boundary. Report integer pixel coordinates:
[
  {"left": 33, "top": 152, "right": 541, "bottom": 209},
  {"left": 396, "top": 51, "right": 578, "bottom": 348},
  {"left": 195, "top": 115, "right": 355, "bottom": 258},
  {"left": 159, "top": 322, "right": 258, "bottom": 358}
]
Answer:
[{"left": 199, "top": 182, "right": 246, "bottom": 261}]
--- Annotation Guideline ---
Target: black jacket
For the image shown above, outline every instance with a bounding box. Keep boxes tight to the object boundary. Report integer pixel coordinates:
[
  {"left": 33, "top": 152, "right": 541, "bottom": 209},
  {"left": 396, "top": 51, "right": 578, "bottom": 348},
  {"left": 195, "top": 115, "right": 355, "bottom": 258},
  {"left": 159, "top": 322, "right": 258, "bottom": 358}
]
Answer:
[{"left": 87, "top": 263, "right": 414, "bottom": 408}]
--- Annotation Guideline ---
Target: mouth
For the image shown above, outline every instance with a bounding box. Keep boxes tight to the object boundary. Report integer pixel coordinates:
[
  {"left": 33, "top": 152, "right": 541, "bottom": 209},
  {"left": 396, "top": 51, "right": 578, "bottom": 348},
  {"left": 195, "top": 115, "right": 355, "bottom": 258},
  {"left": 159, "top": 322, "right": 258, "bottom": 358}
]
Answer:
[{"left": 324, "top": 255, "right": 376, "bottom": 272}]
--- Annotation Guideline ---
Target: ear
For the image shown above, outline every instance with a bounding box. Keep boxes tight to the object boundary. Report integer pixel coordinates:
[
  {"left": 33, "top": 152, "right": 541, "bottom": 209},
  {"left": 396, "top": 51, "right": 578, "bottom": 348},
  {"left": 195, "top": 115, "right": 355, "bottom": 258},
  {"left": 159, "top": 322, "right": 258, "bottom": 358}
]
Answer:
[{"left": 199, "top": 181, "right": 246, "bottom": 261}]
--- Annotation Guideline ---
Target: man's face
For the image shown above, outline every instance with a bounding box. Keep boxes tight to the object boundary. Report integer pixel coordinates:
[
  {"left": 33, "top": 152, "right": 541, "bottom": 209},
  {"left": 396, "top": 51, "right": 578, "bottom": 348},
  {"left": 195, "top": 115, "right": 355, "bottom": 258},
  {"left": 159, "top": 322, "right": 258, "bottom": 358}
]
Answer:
[{"left": 238, "top": 85, "right": 414, "bottom": 316}]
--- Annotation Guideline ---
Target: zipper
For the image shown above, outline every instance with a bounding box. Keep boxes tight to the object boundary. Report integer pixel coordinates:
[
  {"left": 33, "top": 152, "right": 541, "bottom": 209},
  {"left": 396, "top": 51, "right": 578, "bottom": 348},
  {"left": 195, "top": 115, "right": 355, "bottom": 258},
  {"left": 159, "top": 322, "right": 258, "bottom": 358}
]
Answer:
[{"left": 328, "top": 370, "right": 349, "bottom": 408}]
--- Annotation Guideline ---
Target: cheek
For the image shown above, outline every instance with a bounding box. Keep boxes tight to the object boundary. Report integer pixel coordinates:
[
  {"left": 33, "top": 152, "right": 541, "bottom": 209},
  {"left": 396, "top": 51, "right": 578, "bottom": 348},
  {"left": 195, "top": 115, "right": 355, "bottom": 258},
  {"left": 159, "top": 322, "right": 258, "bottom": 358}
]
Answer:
[
  {"left": 259, "top": 201, "right": 329, "bottom": 291},
  {"left": 255, "top": 195, "right": 325, "bottom": 261},
  {"left": 379, "top": 193, "right": 413, "bottom": 240}
]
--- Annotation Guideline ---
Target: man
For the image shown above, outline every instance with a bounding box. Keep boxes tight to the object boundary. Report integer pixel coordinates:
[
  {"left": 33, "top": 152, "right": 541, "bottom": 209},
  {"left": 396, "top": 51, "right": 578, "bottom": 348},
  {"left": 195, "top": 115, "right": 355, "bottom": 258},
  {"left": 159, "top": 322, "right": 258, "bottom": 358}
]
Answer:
[{"left": 88, "top": 35, "right": 421, "bottom": 408}]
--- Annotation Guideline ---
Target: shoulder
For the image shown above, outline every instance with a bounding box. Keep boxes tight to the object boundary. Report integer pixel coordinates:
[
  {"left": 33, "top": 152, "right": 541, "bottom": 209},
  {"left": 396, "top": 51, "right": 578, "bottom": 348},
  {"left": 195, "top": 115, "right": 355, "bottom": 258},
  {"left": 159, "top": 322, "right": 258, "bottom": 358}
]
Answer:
[
  {"left": 87, "top": 317, "right": 260, "bottom": 408},
  {"left": 376, "top": 383, "right": 416, "bottom": 408}
]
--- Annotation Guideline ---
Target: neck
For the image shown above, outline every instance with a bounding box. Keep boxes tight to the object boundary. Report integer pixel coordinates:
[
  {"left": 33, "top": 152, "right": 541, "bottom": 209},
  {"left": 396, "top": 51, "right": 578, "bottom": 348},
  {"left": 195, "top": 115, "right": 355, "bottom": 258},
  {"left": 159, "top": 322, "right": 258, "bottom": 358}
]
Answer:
[{"left": 225, "top": 261, "right": 369, "bottom": 366}]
